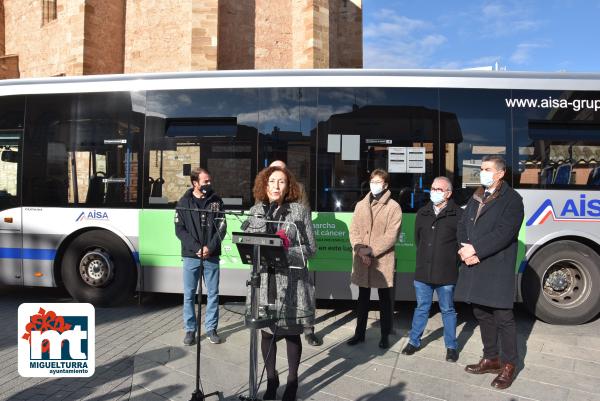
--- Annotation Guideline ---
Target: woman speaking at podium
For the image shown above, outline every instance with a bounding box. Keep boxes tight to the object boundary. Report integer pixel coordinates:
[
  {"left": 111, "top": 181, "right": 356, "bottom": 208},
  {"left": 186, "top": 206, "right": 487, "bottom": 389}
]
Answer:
[{"left": 243, "top": 165, "right": 316, "bottom": 401}]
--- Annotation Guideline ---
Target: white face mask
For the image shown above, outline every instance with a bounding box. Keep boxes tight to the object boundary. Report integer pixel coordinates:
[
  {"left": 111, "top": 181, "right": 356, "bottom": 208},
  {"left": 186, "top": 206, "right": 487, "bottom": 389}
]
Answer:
[
  {"left": 430, "top": 191, "right": 446, "bottom": 205},
  {"left": 370, "top": 183, "right": 384, "bottom": 195},
  {"left": 480, "top": 170, "right": 495, "bottom": 188}
]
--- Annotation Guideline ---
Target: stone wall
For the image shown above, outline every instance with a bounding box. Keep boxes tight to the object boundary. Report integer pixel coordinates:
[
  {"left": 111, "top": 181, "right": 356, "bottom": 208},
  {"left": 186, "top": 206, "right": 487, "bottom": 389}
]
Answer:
[
  {"left": 255, "top": 0, "right": 293, "bottom": 69},
  {"left": 0, "top": 1, "right": 5, "bottom": 55},
  {"left": 329, "top": 0, "right": 362, "bottom": 68},
  {"left": 191, "top": 0, "right": 219, "bottom": 71},
  {"left": 0, "top": 55, "right": 19, "bottom": 79},
  {"left": 83, "top": 0, "right": 125, "bottom": 75},
  {"left": 217, "top": 0, "right": 255, "bottom": 69},
  {"left": 290, "top": 0, "right": 316, "bottom": 68},
  {"left": 0, "top": 152, "right": 17, "bottom": 197},
  {"left": 2, "top": 0, "right": 362, "bottom": 77},
  {"left": 124, "top": 0, "right": 219, "bottom": 73},
  {"left": 4, "top": 0, "right": 87, "bottom": 77},
  {"left": 148, "top": 146, "right": 198, "bottom": 203},
  {"left": 124, "top": 0, "right": 192, "bottom": 73},
  {"left": 312, "top": 0, "right": 331, "bottom": 68}
]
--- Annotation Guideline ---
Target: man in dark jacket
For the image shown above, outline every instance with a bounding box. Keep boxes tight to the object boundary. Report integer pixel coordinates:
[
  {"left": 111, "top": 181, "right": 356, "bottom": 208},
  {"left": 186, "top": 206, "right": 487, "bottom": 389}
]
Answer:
[
  {"left": 402, "top": 176, "right": 462, "bottom": 362},
  {"left": 456, "top": 155, "right": 524, "bottom": 389},
  {"left": 175, "top": 168, "right": 226, "bottom": 346}
]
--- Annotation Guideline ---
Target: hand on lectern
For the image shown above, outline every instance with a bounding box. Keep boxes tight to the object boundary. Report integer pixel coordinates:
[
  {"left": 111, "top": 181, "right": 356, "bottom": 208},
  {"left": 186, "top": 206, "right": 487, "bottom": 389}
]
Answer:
[{"left": 275, "top": 229, "right": 290, "bottom": 249}]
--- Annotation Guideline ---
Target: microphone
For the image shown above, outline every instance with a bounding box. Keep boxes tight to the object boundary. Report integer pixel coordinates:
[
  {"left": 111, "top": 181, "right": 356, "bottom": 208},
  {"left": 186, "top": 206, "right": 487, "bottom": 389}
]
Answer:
[
  {"left": 240, "top": 203, "right": 276, "bottom": 231},
  {"left": 266, "top": 201, "right": 277, "bottom": 219}
]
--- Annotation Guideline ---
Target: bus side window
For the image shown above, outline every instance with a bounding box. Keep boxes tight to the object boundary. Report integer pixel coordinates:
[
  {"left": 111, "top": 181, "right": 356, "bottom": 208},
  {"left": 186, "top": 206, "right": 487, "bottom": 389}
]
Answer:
[
  {"left": 513, "top": 90, "right": 600, "bottom": 189},
  {"left": 588, "top": 166, "right": 600, "bottom": 186}
]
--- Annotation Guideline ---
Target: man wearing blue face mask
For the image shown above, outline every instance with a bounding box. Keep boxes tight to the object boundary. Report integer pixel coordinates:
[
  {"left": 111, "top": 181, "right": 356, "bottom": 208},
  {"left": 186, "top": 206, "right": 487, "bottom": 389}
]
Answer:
[
  {"left": 455, "top": 155, "right": 524, "bottom": 390},
  {"left": 402, "top": 176, "right": 462, "bottom": 362}
]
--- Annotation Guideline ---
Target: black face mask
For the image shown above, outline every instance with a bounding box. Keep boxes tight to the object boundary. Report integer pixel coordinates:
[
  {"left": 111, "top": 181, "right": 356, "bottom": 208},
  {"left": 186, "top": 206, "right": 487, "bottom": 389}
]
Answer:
[{"left": 200, "top": 184, "right": 213, "bottom": 196}]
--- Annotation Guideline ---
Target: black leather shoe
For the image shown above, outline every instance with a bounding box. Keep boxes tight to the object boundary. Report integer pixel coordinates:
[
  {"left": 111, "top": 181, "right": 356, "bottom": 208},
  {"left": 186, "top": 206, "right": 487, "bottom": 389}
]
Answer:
[
  {"left": 305, "top": 332, "right": 323, "bottom": 346},
  {"left": 378, "top": 335, "right": 390, "bottom": 349},
  {"left": 446, "top": 348, "right": 459, "bottom": 362},
  {"left": 401, "top": 343, "right": 419, "bottom": 355},
  {"left": 346, "top": 335, "right": 365, "bottom": 346}
]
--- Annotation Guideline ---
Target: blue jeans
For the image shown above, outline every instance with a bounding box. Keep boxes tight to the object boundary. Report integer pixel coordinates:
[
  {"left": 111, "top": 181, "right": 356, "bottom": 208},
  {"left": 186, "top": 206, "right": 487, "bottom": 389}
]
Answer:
[
  {"left": 408, "top": 280, "right": 457, "bottom": 350},
  {"left": 183, "top": 257, "right": 220, "bottom": 333}
]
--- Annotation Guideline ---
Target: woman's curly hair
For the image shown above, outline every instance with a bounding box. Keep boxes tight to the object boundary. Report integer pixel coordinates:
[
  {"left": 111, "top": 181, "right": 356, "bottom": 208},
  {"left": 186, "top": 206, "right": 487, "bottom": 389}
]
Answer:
[{"left": 252, "top": 166, "right": 301, "bottom": 204}]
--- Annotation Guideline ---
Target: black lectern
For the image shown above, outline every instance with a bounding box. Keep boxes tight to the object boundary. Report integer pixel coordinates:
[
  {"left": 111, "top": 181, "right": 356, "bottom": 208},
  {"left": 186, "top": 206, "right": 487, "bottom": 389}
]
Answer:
[{"left": 231, "top": 232, "right": 286, "bottom": 401}]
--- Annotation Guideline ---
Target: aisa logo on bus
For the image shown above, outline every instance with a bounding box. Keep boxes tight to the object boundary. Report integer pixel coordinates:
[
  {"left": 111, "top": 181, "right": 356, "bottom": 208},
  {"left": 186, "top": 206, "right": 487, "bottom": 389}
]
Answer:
[
  {"left": 76, "top": 210, "right": 109, "bottom": 222},
  {"left": 18, "top": 303, "right": 95, "bottom": 377},
  {"left": 526, "top": 194, "right": 600, "bottom": 226}
]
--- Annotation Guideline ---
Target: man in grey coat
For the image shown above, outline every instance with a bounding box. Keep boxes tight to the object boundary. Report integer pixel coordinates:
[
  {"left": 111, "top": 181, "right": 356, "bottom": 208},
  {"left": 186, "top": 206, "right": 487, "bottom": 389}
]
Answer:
[{"left": 456, "top": 155, "right": 524, "bottom": 389}]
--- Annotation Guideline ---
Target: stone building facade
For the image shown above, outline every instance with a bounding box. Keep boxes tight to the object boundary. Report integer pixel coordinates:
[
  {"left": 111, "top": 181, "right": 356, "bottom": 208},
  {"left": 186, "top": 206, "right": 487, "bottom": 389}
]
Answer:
[{"left": 0, "top": 0, "right": 362, "bottom": 79}]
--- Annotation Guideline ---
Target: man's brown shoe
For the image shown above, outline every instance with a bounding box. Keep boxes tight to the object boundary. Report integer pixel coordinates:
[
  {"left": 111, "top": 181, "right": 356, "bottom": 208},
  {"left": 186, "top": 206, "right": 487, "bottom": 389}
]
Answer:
[
  {"left": 465, "top": 357, "right": 502, "bottom": 374},
  {"left": 491, "top": 363, "right": 517, "bottom": 389}
]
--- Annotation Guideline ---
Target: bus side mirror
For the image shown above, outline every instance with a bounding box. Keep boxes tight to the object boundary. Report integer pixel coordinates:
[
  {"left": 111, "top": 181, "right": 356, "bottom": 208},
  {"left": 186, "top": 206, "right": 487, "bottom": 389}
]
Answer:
[{"left": 1, "top": 150, "right": 18, "bottom": 163}]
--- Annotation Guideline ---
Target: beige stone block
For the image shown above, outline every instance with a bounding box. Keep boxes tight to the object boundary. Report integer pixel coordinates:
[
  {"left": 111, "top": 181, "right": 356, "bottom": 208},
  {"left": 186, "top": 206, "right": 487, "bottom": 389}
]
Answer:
[{"left": 3, "top": 0, "right": 362, "bottom": 77}]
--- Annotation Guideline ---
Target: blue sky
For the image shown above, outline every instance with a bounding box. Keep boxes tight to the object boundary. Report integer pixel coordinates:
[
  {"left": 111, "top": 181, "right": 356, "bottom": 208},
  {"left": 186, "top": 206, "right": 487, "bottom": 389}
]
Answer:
[{"left": 362, "top": 0, "right": 600, "bottom": 72}]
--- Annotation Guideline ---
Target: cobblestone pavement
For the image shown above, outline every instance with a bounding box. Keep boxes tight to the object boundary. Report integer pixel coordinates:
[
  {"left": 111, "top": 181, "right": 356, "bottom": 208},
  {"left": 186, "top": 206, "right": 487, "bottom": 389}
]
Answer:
[{"left": 1, "top": 285, "right": 600, "bottom": 401}]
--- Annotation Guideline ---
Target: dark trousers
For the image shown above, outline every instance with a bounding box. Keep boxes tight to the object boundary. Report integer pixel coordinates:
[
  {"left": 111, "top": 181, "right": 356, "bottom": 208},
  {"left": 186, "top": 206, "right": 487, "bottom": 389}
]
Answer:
[
  {"left": 354, "top": 286, "right": 393, "bottom": 338},
  {"left": 472, "top": 304, "right": 518, "bottom": 365},
  {"left": 261, "top": 331, "right": 302, "bottom": 384}
]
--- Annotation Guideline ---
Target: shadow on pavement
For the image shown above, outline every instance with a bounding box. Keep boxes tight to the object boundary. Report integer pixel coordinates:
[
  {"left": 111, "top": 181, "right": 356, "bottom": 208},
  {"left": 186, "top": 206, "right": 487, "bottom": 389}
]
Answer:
[
  {"left": 8, "top": 346, "right": 185, "bottom": 401},
  {"left": 354, "top": 382, "right": 407, "bottom": 401}
]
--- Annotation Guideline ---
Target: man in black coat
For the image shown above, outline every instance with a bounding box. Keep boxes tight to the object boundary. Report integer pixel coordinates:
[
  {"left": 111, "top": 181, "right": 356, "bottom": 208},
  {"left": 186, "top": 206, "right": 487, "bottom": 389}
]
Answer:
[
  {"left": 402, "top": 176, "right": 462, "bottom": 362},
  {"left": 456, "top": 155, "right": 524, "bottom": 389},
  {"left": 175, "top": 168, "right": 226, "bottom": 346}
]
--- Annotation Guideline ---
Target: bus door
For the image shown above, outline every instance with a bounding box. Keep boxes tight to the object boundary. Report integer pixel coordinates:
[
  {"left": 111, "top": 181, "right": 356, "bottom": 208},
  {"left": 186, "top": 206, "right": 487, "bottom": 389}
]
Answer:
[{"left": 0, "top": 130, "right": 23, "bottom": 285}]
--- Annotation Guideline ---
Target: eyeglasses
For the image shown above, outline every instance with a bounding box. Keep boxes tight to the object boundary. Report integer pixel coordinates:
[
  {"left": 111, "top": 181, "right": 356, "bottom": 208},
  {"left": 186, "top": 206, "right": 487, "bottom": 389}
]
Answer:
[
  {"left": 430, "top": 187, "right": 449, "bottom": 193},
  {"left": 370, "top": 180, "right": 384, "bottom": 185}
]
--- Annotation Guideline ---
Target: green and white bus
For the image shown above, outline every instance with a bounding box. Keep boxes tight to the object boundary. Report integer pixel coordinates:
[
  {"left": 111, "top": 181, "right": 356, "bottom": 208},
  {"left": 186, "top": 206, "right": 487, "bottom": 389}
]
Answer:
[{"left": 1, "top": 69, "right": 600, "bottom": 324}]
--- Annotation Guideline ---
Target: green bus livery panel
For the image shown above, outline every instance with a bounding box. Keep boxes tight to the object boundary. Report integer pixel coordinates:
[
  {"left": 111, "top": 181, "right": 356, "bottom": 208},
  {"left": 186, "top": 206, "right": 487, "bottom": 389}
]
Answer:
[{"left": 139, "top": 210, "right": 526, "bottom": 274}]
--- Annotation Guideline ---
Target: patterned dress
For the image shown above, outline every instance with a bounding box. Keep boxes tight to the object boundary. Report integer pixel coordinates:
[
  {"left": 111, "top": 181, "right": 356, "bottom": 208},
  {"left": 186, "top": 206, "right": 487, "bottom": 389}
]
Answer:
[{"left": 244, "top": 201, "right": 316, "bottom": 335}]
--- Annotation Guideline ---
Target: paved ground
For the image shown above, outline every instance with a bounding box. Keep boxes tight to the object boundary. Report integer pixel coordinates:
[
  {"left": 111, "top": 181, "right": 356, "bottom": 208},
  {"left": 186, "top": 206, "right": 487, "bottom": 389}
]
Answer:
[{"left": 1, "top": 285, "right": 599, "bottom": 401}]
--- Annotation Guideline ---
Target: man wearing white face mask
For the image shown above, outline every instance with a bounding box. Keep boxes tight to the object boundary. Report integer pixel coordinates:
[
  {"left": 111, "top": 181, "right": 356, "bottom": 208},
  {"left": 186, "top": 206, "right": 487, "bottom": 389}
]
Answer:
[
  {"left": 456, "top": 155, "right": 524, "bottom": 390},
  {"left": 402, "top": 176, "right": 462, "bottom": 362}
]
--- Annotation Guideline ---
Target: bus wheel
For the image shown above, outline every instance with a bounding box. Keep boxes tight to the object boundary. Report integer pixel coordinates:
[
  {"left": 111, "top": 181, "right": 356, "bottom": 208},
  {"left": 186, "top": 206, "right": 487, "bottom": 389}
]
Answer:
[
  {"left": 522, "top": 240, "right": 600, "bottom": 325},
  {"left": 61, "top": 230, "right": 136, "bottom": 306}
]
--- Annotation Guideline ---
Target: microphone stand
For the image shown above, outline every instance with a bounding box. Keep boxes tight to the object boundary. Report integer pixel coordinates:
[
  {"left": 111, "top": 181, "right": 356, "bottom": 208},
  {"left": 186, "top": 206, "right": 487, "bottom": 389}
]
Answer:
[
  {"left": 190, "top": 210, "right": 220, "bottom": 401},
  {"left": 176, "top": 207, "right": 302, "bottom": 401},
  {"left": 237, "top": 216, "right": 305, "bottom": 401}
]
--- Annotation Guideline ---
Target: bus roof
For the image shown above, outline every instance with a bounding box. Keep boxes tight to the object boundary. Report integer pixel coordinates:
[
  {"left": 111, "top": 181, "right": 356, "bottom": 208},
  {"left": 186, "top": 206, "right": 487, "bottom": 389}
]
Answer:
[{"left": 2, "top": 69, "right": 600, "bottom": 95}]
